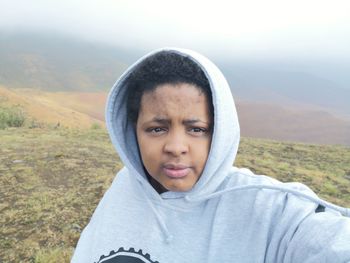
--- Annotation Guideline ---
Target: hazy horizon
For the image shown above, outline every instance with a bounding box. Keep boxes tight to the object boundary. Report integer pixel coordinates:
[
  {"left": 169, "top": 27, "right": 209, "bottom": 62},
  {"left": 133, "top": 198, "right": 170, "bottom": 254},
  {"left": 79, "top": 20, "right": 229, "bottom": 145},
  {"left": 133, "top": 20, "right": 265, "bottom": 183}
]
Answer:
[
  {"left": 1, "top": 30, "right": 349, "bottom": 118},
  {"left": 1, "top": 0, "right": 350, "bottom": 60},
  {"left": 1, "top": 30, "right": 350, "bottom": 145}
]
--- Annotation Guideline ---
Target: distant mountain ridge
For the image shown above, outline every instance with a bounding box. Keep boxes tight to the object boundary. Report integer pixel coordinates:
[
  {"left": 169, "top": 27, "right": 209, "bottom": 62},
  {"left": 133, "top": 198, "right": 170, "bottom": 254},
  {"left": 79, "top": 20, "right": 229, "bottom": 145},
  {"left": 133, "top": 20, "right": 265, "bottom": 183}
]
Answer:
[
  {"left": 0, "top": 32, "right": 129, "bottom": 91},
  {"left": 220, "top": 62, "right": 350, "bottom": 119},
  {"left": 1, "top": 31, "right": 349, "bottom": 145},
  {"left": 1, "top": 32, "right": 349, "bottom": 119}
]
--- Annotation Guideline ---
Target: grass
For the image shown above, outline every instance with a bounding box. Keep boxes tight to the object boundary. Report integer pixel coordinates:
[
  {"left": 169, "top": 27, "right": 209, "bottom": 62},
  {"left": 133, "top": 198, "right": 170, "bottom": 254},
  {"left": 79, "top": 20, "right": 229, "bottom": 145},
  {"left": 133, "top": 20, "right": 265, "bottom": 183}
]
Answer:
[
  {"left": 235, "top": 137, "right": 350, "bottom": 206},
  {"left": 0, "top": 127, "right": 349, "bottom": 262},
  {"left": 0, "top": 105, "right": 26, "bottom": 129},
  {"left": 0, "top": 127, "right": 120, "bottom": 262}
]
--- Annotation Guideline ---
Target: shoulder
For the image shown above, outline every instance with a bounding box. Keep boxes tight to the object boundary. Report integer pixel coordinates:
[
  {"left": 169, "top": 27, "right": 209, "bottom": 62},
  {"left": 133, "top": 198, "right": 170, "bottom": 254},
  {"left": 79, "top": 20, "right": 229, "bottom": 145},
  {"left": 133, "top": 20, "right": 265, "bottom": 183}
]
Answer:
[
  {"left": 221, "top": 167, "right": 323, "bottom": 217},
  {"left": 226, "top": 166, "right": 315, "bottom": 193},
  {"left": 285, "top": 205, "right": 350, "bottom": 262},
  {"left": 225, "top": 168, "right": 350, "bottom": 261}
]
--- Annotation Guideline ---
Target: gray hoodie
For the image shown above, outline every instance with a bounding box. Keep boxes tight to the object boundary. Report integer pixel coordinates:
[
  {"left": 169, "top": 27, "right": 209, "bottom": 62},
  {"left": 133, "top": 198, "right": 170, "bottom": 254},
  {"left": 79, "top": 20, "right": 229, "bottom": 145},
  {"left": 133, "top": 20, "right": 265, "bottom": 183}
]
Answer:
[{"left": 71, "top": 48, "right": 350, "bottom": 263}]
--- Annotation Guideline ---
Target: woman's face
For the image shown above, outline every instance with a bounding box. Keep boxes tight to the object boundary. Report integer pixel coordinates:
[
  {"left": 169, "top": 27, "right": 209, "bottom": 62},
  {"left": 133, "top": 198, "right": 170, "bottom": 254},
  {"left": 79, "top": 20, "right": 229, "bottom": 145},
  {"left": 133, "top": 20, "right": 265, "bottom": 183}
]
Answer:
[{"left": 136, "top": 83, "right": 212, "bottom": 193}]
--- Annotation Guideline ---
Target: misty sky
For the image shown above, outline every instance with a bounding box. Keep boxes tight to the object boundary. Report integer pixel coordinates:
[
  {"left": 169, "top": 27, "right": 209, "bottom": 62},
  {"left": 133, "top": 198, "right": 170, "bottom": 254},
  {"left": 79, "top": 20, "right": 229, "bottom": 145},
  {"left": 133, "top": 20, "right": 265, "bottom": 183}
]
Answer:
[{"left": 1, "top": 0, "right": 350, "bottom": 60}]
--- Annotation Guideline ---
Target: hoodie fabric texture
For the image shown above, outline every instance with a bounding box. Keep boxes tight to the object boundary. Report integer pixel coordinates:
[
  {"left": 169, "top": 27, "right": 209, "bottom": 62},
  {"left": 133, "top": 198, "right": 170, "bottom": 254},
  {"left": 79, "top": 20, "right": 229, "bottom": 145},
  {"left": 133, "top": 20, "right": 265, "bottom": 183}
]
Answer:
[{"left": 72, "top": 48, "right": 350, "bottom": 263}]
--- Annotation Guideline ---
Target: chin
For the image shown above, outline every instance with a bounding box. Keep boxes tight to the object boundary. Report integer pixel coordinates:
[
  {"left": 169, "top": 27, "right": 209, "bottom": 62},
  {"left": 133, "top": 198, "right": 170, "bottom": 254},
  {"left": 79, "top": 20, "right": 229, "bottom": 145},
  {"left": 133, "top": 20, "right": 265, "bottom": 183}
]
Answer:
[{"left": 165, "top": 183, "right": 194, "bottom": 192}]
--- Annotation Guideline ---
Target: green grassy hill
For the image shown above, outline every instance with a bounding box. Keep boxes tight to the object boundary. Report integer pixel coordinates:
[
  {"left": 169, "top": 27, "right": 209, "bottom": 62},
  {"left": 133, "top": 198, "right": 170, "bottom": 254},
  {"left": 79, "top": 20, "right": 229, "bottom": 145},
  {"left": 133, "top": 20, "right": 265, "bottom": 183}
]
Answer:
[{"left": 0, "top": 127, "right": 349, "bottom": 262}]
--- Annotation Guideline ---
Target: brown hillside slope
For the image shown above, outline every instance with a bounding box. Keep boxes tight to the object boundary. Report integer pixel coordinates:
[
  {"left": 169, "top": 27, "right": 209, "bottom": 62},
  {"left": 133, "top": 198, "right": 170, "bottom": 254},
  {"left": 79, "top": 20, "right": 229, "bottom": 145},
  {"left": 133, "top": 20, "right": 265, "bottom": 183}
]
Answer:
[
  {"left": 237, "top": 100, "right": 350, "bottom": 146},
  {"left": 0, "top": 86, "right": 104, "bottom": 128},
  {"left": 1, "top": 86, "right": 349, "bottom": 145},
  {"left": 43, "top": 91, "right": 107, "bottom": 121}
]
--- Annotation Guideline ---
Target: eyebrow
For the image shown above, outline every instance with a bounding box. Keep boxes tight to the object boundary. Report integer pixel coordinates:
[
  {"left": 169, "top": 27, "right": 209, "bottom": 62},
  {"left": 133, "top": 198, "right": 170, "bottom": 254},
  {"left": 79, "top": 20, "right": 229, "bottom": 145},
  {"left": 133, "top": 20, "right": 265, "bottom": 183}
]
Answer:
[{"left": 148, "top": 117, "right": 210, "bottom": 125}]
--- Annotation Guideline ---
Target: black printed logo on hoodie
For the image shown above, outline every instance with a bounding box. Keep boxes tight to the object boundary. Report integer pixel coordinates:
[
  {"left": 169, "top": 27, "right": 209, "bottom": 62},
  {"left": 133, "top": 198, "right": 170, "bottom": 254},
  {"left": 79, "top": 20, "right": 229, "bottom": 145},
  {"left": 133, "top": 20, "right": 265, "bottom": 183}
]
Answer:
[{"left": 96, "top": 247, "right": 159, "bottom": 263}]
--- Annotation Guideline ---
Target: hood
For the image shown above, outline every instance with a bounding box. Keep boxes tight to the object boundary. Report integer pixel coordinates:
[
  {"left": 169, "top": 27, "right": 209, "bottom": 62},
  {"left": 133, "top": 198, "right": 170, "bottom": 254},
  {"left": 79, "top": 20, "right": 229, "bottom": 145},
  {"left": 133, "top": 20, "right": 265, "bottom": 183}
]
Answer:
[{"left": 105, "top": 47, "right": 240, "bottom": 199}]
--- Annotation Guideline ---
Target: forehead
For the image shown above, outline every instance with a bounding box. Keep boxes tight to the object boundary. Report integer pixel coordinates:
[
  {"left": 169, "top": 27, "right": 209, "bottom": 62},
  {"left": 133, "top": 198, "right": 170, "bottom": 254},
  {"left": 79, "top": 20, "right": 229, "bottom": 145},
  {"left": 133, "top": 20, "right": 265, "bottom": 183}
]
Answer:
[{"left": 139, "top": 83, "right": 210, "bottom": 118}]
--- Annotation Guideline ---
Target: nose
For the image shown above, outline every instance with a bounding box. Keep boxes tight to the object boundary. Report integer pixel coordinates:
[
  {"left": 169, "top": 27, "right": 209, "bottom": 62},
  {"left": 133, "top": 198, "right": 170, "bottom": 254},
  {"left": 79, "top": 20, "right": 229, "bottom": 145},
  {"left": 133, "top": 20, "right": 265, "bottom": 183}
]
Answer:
[{"left": 163, "top": 132, "right": 188, "bottom": 156}]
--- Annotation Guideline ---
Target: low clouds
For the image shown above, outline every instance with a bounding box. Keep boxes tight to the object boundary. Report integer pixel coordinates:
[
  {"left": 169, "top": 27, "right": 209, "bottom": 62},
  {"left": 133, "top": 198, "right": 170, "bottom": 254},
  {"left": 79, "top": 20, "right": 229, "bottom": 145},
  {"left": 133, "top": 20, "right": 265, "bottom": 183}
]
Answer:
[{"left": 1, "top": 0, "right": 350, "bottom": 59}]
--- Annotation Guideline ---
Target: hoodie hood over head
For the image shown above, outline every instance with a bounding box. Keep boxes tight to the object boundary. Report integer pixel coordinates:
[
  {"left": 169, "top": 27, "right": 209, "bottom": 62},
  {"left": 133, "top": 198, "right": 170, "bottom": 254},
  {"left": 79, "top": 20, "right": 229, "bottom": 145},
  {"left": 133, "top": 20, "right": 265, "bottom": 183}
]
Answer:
[{"left": 106, "top": 47, "right": 240, "bottom": 200}]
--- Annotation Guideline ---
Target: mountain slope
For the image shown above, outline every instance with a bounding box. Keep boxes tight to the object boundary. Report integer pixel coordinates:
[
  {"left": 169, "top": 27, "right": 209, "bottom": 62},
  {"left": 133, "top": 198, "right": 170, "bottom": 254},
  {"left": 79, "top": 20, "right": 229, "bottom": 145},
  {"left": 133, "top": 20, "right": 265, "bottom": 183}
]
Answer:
[
  {"left": 237, "top": 100, "right": 350, "bottom": 145},
  {"left": 1, "top": 32, "right": 349, "bottom": 119},
  {"left": 0, "top": 86, "right": 104, "bottom": 128},
  {"left": 221, "top": 63, "right": 350, "bottom": 118},
  {"left": 0, "top": 32, "right": 128, "bottom": 91},
  {"left": 2, "top": 86, "right": 349, "bottom": 145}
]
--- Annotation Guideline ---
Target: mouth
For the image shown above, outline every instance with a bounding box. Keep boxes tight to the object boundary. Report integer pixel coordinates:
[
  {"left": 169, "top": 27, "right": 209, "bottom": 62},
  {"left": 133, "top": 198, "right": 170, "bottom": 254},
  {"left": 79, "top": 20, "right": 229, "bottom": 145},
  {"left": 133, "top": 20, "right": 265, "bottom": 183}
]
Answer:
[{"left": 162, "top": 163, "right": 191, "bottom": 178}]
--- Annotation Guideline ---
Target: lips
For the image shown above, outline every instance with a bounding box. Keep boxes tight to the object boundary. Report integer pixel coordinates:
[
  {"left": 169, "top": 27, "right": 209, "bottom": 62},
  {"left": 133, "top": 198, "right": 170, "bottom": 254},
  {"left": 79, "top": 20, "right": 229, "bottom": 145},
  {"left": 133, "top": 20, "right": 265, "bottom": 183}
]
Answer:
[{"left": 162, "top": 163, "right": 191, "bottom": 178}]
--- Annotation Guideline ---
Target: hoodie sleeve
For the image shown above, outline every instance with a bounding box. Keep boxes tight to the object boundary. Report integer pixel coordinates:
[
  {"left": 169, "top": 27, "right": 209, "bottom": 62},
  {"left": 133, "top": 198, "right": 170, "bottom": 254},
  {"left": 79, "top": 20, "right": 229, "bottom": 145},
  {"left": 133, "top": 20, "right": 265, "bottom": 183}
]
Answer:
[
  {"left": 284, "top": 210, "right": 350, "bottom": 263},
  {"left": 71, "top": 223, "right": 95, "bottom": 263}
]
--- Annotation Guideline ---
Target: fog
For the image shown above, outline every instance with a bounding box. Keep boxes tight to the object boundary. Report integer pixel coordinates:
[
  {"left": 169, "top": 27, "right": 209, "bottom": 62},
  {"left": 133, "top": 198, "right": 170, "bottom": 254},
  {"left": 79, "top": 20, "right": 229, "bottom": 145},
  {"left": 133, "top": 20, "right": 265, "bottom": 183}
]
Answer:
[{"left": 1, "top": 0, "right": 350, "bottom": 60}]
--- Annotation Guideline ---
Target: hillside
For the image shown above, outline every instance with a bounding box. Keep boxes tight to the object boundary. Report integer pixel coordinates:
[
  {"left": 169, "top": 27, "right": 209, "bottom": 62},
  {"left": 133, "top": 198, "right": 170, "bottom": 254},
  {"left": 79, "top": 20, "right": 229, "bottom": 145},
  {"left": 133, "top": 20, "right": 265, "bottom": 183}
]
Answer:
[
  {"left": 0, "top": 86, "right": 105, "bottom": 128},
  {"left": 1, "top": 31, "right": 349, "bottom": 146},
  {"left": 221, "top": 61, "right": 350, "bottom": 118},
  {"left": 0, "top": 127, "right": 349, "bottom": 262},
  {"left": 0, "top": 32, "right": 129, "bottom": 91},
  {"left": 2, "top": 86, "right": 350, "bottom": 145},
  {"left": 237, "top": 100, "right": 350, "bottom": 146},
  {"left": 1, "top": 32, "right": 349, "bottom": 120}
]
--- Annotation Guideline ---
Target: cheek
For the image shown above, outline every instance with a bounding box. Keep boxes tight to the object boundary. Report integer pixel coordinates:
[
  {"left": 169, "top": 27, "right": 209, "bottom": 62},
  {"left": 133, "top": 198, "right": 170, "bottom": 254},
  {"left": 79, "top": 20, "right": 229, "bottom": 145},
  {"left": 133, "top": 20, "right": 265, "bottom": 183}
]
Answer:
[
  {"left": 138, "top": 137, "right": 160, "bottom": 169},
  {"left": 198, "top": 140, "right": 211, "bottom": 170},
  {"left": 197, "top": 138, "right": 211, "bottom": 158}
]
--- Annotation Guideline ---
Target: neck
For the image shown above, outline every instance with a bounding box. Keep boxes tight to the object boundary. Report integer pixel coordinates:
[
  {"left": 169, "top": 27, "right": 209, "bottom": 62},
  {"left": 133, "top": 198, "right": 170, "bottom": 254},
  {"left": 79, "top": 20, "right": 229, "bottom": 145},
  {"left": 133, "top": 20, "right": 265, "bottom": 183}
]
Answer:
[{"left": 145, "top": 172, "right": 168, "bottom": 194}]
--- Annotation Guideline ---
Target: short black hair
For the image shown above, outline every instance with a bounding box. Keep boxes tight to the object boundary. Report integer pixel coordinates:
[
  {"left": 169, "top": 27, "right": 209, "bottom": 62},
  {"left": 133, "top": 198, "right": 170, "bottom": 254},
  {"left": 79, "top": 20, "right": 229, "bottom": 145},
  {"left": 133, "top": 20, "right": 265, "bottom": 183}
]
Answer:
[{"left": 126, "top": 51, "right": 213, "bottom": 123}]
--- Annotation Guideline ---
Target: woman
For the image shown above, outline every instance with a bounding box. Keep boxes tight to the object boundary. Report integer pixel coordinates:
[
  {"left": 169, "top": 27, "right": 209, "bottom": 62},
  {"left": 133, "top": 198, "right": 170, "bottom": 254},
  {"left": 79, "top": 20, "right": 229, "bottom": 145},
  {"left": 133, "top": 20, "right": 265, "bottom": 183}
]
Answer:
[{"left": 72, "top": 48, "right": 350, "bottom": 262}]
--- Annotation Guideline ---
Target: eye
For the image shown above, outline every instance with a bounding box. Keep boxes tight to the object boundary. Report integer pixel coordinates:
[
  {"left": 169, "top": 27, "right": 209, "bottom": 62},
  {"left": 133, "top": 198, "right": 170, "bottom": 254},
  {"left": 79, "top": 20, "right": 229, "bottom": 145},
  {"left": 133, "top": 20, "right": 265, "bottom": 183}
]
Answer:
[
  {"left": 146, "top": 127, "right": 167, "bottom": 134},
  {"left": 188, "top": 127, "right": 209, "bottom": 135},
  {"left": 152, "top": 127, "right": 164, "bottom": 133},
  {"left": 191, "top": 127, "right": 205, "bottom": 132}
]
